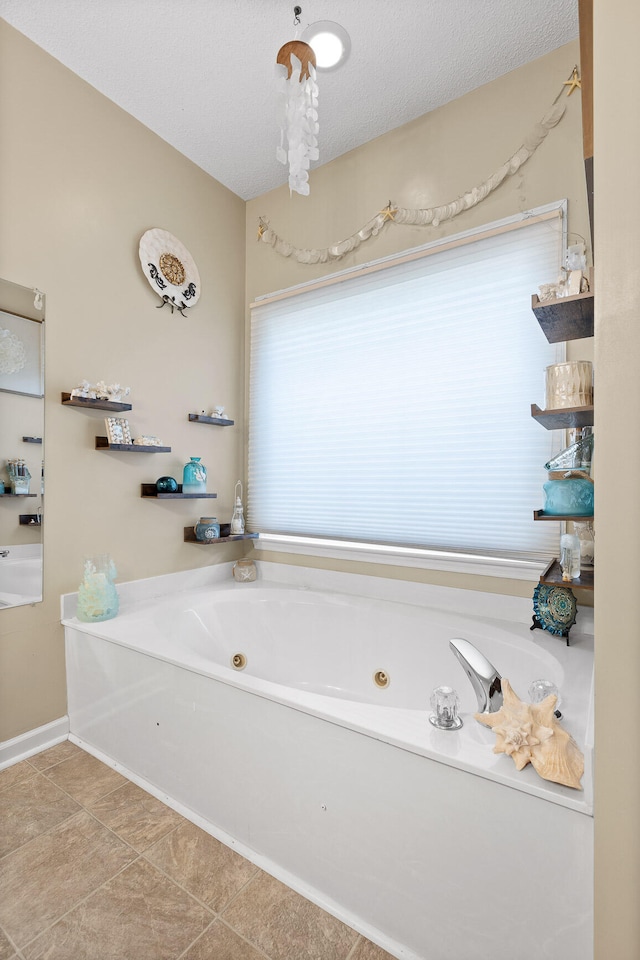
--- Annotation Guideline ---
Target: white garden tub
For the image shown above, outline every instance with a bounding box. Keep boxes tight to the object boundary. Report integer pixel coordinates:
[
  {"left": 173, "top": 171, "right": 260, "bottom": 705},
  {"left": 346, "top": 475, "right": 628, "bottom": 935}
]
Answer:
[
  {"left": 62, "top": 561, "right": 594, "bottom": 960},
  {"left": 0, "top": 543, "right": 42, "bottom": 606}
]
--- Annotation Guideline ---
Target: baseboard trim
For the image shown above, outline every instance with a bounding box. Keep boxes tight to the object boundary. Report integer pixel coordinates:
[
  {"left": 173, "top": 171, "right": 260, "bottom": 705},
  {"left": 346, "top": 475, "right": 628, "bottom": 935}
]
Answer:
[{"left": 0, "top": 716, "right": 69, "bottom": 769}]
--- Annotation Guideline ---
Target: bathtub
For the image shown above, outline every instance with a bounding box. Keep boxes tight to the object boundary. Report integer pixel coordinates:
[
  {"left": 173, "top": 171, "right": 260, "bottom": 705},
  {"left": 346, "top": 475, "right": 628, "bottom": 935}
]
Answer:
[
  {"left": 62, "top": 561, "right": 593, "bottom": 960},
  {"left": 0, "top": 543, "right": 42, "bottom": 607}
]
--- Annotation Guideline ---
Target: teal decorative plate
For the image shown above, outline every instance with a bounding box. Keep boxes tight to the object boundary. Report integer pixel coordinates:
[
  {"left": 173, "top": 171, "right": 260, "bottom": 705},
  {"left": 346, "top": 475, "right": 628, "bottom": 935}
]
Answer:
[{"left": 531, "top": 583, "right": 577, "bottom": 642}]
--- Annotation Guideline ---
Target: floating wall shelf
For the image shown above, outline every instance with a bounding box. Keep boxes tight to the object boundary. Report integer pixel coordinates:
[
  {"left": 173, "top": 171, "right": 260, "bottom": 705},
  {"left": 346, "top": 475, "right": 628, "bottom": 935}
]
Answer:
[
  {"left": 22, "top": 436, "right": 42, "bottom": 444},
  {"left": 184, "top": 526, "right": 258, "bottom": 545},
  {"left": 188, "top": 414, "right": 234, "bottom": 427},
  {"left": 539, "top": 558, "right": 593, "bottom": 591},
  {"left": 531, "top": 290, "right": 594, "bottom": 343},
  {"left": 19, "top": 514, "right": 41, "bottom": 526},
  {"left": 62, "top": 392, "right": 132, "bottom": 412},
  {"left": 530, "top": 404, "right": 594, "bottom": 431},
  {"left": 529, "top": 290, "right": 596, "bottom": 605},
  {"left": 0, "top": 492, "right": 37, "bottom": 498},
  {"left": 96, "top": 437, "right": 171, "bottom": 453},
  {"left": 533, "top": 510, "right": 594, "bottom": 522},
  {"left": 141, "top": 484, "right": 217, "bottom": 500}
]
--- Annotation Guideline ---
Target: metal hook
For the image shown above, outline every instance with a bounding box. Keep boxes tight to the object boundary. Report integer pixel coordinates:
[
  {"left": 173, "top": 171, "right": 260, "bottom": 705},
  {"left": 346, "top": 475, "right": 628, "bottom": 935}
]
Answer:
[{"left": 293, "top": 5, "right": 302, "bottom": 25}]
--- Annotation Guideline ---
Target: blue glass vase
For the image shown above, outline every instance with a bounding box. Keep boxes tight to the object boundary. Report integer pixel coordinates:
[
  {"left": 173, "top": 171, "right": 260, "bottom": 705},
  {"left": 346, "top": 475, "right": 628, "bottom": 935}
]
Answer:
[
  {"left": 183, "top": 457, "right": 207, "bottom": 494},
  {"left": 77, "top": 555, "right": 119, "bottom": 622}
]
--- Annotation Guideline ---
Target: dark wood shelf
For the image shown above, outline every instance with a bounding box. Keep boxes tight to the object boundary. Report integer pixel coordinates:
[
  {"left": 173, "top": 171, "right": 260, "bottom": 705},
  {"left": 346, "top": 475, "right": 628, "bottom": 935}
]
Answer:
[
  {"left": 184, "top": 526, "right": 258, "bottom": 544},
  {"left": 534, "top": 510, "right": 595, "bottom": 522},
  {"left": 96, "top": 437, "right": 171, "bottom": 453},
  {"left": 19, "top": 514, "right": 41, "bottom": 526},
  {"left": 0, "top": 492, "right": 37, "bottom": 498},
  {"left": 530, "top": 403, "right": 594, "bottom": 431},
  {"left": 531, "top": 291, "right": 594, "bottom": 343},
  {"left": 188, "top": 414, "right": 234, "bottom": 427},
  {"left": 539, "top": 558, "right": 594, "bottom": 591},
  {"left": 141, "top": 484, "right": 217, "bottom": 500},
  {"left": 22, "top": 436, "right": 42, "bottom": 444},
  {"left": 62, "top": 392, "right": 132, "bottom": 412}
]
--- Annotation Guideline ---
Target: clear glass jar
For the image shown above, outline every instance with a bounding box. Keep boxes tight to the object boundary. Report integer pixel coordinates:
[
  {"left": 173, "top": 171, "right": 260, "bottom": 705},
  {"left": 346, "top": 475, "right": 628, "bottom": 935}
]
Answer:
[
  {"left": 233, "top": 559, "right": 256, "bottom": 582},
  {"left": 560, "top": 533, "right": 581, "bottom": 580},
  {"left": 77, "top": 554, "right": 119, "bottom": 622},
  {"left": 573, "top": 520, "right": 595, "bottom": 567}
]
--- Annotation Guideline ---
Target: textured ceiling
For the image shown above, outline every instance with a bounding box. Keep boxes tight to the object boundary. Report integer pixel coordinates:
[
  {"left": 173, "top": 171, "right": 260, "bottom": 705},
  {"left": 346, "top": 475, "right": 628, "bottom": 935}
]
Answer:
[{"left": 0, "top": 1, "right": 578, "bottom": 200}]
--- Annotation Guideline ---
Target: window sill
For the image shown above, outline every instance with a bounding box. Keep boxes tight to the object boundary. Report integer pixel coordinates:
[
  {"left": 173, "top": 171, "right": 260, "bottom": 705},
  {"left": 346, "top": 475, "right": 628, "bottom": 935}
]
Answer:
[{"left": 253, "top": 534, "right": 548, "bottom": 582}]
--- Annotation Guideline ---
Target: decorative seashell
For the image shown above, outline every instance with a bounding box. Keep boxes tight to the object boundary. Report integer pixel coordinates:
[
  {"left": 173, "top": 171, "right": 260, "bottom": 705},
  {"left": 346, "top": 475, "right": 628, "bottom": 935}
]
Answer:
[{"left": 475, "top": 679, "right": 583, "bottom": 790}]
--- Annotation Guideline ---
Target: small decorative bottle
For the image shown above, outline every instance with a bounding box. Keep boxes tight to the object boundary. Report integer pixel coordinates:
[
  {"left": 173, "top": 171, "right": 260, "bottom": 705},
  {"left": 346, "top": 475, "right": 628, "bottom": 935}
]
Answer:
[
  {"left": 182, "top": 457, "right": 207, "bottom": 494},
  {"left": 77, "top": 555, "right": 119, "bottom": 622},
  {"left": 560, "top": 533, "right": 581, "bottom": 581},
  {"left": 230, "top": 480, "right": 245, "bottom": 535}
]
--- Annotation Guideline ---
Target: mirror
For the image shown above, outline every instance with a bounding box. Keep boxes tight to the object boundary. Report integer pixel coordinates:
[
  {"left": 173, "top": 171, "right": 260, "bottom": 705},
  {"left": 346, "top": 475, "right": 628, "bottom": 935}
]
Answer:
[{"left": 0, "top": 278, "right": 45, "bottom": 608}]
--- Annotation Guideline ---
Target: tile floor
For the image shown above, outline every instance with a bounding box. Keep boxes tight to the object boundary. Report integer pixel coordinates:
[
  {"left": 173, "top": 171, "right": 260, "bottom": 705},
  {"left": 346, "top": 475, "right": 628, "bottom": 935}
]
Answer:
[{"left": 0, "top": 741, "right": 395, "bottom": 960}]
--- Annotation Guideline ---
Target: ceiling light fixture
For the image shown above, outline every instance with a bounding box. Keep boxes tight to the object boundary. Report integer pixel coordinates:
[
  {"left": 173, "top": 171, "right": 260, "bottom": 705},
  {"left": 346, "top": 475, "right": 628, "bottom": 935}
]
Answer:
[{"left": 301, "top": 20, "right": 351, "bottom": 71}]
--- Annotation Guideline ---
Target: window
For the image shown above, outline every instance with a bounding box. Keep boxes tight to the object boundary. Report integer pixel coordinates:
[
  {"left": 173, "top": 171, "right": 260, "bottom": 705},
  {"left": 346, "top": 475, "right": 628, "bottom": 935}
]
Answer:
[{"left": 249, "top": 205, "right": 564, "bottom": 564}]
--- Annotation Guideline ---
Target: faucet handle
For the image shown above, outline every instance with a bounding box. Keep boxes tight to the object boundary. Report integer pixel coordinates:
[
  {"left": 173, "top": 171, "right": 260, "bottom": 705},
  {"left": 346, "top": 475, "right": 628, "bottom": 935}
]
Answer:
[
  {"left": 528, "top": 678, "right": 562, "bottom": 719},
  {"left": 429, "top": 685, "right": 463, "bottom": 730}
]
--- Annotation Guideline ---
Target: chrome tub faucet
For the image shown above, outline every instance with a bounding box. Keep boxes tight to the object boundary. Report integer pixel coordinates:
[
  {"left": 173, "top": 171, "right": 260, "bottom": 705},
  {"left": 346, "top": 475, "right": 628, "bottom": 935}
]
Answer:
[{"left": 449, "top": 637, "right": 503, "bottom": 715}]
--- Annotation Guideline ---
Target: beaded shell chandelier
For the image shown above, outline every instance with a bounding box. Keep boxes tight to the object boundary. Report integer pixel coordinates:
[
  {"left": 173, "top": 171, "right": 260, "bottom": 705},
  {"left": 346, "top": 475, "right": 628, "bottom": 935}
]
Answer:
[{"left": 275, "top": 26, "right": 319, "bottom": 196}]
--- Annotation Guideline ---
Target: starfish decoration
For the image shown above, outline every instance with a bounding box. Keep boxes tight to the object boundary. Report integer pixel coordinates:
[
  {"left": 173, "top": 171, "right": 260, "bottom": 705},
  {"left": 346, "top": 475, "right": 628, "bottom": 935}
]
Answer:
[
  {"left": 379, "top": 202, "right": 397, "bottom": 222},
  {"left": 257, "top": 218, "right": 268, "bottom": 240},
  {"left": 563, "top": 66, "right": 581, "bottom": 97}
]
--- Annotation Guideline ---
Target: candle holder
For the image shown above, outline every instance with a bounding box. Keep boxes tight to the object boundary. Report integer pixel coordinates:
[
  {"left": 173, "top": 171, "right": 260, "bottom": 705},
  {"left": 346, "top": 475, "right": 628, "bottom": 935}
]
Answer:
[{"left": 545, "top": 361, "right": 592, "bottom": 409}]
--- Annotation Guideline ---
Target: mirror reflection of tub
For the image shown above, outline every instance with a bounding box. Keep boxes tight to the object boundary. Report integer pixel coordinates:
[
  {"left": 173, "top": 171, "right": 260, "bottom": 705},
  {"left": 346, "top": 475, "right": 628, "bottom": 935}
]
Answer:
[
  {"left": 0, "top": 278, "right": 45, "bottom": 610},
  {"left": 0, "top": 544, "right": 42, "bottom": 607}
]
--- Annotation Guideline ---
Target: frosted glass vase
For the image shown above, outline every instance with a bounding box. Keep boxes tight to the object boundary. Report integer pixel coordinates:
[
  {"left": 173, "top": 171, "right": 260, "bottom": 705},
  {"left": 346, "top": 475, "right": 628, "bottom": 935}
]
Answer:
[{"left": 77, "top": 555, "right": 119, "bottom": 622}]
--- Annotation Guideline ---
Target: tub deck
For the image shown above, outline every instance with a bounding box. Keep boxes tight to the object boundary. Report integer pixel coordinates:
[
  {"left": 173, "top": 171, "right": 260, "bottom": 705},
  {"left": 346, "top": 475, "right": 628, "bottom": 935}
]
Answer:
[{"left": 62, "top": 562, "right": 594, "bottom": 960}]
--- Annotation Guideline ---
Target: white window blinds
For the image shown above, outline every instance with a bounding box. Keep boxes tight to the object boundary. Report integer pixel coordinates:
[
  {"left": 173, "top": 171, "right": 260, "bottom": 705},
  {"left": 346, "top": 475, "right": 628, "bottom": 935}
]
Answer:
[{"left": 249, "top": 210, "right": 564, "bottom": 561}]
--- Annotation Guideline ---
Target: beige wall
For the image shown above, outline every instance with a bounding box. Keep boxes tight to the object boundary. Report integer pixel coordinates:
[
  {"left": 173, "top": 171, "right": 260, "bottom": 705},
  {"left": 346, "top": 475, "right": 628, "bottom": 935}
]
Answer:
[
  {"left": 3, "top": 14, "right": 635, "bottom": 957},
  {"left": 0, "top": 21, "right": 247, "bottom": 740},
  {"left": 593, "top": 1, "right": 640, "bottom": 956},
  {"left": 245, "top": 40, "right": 592, "bottom": 598}
]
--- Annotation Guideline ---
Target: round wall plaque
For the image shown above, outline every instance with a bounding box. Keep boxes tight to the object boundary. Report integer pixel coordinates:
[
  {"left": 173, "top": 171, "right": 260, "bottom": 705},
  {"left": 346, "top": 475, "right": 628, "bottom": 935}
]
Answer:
[{"left": 138, "top": 228, "right": 201, "bottom": 314}]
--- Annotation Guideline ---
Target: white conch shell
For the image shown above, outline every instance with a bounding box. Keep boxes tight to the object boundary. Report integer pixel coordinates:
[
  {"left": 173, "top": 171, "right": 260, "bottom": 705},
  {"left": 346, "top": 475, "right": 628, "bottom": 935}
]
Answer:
[{"left": 475, "top": 679, "right": 584, "bottom": 790}]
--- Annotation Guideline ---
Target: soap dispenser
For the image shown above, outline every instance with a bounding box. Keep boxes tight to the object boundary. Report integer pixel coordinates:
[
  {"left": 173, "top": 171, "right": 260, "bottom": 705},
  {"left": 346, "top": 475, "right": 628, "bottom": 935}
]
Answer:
[{"left": 230, "top": 480, "right": 245, "bottom": 535}]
